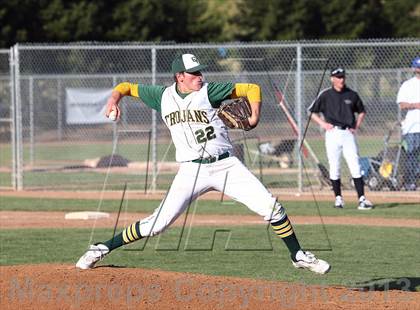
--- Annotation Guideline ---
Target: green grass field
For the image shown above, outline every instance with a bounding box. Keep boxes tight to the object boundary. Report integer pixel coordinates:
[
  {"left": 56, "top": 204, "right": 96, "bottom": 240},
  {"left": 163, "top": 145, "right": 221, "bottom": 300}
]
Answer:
[
  {"left": 0, "top": 137, "right": 384, "bottom": 167},
  {"left": 0, "top": 136, "right": 388, "bottom": 190},
  {"left": 1, "top": 226, "right": 419, "bottom": 289},
  {"left": 0, "top": 196, "right": 419, "bottom": 290},
  {"left": 0, "top": 171, "right": 301, "bottom": 190},
  {"left": 1, "top": 196, "right": 419, "bottom": 218}
]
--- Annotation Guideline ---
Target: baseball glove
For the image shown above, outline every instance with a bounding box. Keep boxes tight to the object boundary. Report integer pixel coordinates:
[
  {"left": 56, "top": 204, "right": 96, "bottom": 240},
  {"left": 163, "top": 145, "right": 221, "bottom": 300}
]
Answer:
[{"left": 217, "top": 97, "right": 252, "bottom": 131}]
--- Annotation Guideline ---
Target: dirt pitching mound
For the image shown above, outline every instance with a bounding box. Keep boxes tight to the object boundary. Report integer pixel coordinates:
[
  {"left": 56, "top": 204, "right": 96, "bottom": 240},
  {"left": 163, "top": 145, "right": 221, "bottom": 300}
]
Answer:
[{"left": 1, "top": 264, "right": 418, "bottom": 310}]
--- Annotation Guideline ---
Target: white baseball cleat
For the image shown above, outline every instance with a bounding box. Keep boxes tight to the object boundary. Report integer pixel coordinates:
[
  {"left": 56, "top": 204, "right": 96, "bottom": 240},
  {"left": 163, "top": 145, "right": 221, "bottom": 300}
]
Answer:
[
  {"left": 76, "top": 244, "right": 109, "bottom": 270},
  {"left": 292, "top": 250, "right": 331, "bottom": 274},
  {"left": 358, "top": 196, "right": 373, "bottom": 210},
  {"left": 334, "top": 195, "right": 344, "bottom": 209}
]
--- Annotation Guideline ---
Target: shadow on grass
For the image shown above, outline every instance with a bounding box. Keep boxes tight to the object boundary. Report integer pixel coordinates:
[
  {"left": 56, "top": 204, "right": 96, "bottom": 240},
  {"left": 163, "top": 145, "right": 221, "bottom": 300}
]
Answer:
[
  {"left": 95, "top": 264, "right": 127, "bottom": 269},
  {"left": 355, "top": 277, "right": 420, "bottom": 292},
  {"left": 372, "top": 202, "right": 418, "bottom": 209}
]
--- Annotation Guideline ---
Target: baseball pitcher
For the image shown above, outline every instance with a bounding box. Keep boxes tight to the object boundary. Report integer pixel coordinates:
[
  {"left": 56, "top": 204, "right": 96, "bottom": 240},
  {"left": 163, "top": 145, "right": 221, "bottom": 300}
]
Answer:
[{"left": 76, "top": 53, "right": 330, "bottom": 274}]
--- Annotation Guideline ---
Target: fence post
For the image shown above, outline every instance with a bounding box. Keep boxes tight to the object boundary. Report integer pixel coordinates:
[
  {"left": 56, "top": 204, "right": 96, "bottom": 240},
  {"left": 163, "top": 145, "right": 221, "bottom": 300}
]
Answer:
[
  {"left": 295, "top": 44, "right": 303, "bottom": 192},
  {"left": 151, "top": 47, "right": 157, "bottom": 192},
  {"left": 12, "top": 44, "right": 23, "bottom": 190},
  {"left": 112, "top": 76, "right": 117, "bottom": 144},
  {"left": 57, "top": 79, "right": 63, "bottom": 141},
  {"left": 396, "top": 69, "right": 402, "bottom": 138},
  {"left": 29, "top": 76, "right": 34, "bottom": 165},
  {"left": 9, "top": 47, "right": 17, "bottom": 189}
]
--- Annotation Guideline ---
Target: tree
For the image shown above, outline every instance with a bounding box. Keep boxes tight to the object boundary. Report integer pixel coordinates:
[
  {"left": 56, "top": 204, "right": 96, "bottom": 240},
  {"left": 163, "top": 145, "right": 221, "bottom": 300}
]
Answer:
[
  {"left": 192, "top": 0, "right": 254, "bottom": 42},
  {"left": 382, "top": 0, "right": 420, "bottom": 37},
  {"left": 40, "top": 0, "right": 108, "bottom": 42},
  {"left": 0, "top": 0, "right": 46, "bottom": 47},
  {"left": 320, "top": 0, "right": 391, "bottom": 39},
  {"left": 107, "top": 0, "right": 214, "bottom": 42},
  {"left": 0, "top": 0, "right": 419, "bottom": 48}
]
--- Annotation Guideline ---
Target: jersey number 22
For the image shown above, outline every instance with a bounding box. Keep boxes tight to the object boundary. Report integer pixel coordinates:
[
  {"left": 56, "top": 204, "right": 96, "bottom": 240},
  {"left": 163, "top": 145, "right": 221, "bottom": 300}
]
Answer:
[{"left": 195, "top": 126, "right": 216, "bottom": 143}]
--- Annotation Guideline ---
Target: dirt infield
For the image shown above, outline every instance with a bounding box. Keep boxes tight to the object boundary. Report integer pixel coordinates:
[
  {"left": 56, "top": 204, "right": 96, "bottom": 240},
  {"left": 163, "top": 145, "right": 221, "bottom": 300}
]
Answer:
[
  {"left": 1, "top": 264, "right": 418, "bottom": 310},
  {"left": 1, "top": 212, "right": 419, "bottom": 309},
  {"left": 1, "top": 190, "right": 419, "bottom": 309},
  {"left": 1, "top": 188, "right": 419, "bottom": 203},
  {"left": 1, "top": 211, "right": 419, "bottom": 229}
]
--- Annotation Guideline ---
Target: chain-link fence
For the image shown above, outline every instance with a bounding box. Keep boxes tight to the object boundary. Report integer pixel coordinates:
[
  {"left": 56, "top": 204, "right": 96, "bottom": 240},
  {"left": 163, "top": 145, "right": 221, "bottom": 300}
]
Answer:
[
  {"left": 0, "top": 49, "right": 12, "bottom": 190},
  {"left": 2, "top": 40, "right": 419, "bottom": 192}
]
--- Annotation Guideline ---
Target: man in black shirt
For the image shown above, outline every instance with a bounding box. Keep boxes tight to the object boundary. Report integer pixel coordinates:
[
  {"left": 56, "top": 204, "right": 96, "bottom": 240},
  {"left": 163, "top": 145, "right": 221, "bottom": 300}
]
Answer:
[{"left": 308, "top": 67, "right": 373, "bottom": 210}]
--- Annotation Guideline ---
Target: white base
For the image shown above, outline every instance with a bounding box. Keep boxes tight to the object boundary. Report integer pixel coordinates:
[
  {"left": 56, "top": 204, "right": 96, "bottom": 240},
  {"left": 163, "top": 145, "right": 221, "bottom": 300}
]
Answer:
[{"left": 65, "top": 211, "right": 110, "bottom": 220}]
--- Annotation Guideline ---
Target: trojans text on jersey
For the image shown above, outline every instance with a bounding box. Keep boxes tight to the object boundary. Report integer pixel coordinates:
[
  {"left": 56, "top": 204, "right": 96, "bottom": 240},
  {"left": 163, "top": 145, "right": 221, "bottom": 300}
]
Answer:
[{"left": 164, "top": 109, "right": 210, "bottom": 126}]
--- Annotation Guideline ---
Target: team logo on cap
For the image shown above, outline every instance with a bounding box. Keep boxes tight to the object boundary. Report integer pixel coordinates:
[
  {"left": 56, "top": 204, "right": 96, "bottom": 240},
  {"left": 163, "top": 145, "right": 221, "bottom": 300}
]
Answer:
[{"left": 183, "top": 54, "right": 201, "bottom": 70}]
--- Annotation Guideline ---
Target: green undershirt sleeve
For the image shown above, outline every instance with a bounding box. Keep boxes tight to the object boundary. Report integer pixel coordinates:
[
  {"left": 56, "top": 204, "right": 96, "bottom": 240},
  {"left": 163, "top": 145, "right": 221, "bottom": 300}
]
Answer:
[
  {"left": 137, "top": 84, "right": 166, "bottom": 112},
  {"left": 207, "top": 82, "right": 235, "bottom": 108}
]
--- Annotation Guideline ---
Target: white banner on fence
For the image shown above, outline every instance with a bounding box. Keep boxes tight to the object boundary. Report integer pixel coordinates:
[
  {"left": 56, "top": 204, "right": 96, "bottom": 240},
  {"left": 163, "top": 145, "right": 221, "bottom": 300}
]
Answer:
[{"left": 66, "top": 88, "right": 112, "bottom": 124}]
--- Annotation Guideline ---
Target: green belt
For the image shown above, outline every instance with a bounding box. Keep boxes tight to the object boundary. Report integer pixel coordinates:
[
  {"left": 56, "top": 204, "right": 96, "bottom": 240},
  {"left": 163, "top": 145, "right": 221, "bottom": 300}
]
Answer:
[{"left": 191, "top": 152, "right": 230, "bottom": 164}]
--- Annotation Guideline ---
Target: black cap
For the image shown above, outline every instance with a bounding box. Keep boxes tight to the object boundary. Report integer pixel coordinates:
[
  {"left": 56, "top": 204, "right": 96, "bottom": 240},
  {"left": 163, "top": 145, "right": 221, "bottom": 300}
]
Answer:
[{"left": 330, "top": 67, "right": 345, "bottom": 77}]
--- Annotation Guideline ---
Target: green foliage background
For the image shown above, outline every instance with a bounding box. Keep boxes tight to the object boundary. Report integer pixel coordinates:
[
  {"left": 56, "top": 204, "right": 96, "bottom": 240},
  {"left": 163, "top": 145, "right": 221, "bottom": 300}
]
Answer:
[{"left": 1, "top": 0, "right": 419, "bottom": 48}]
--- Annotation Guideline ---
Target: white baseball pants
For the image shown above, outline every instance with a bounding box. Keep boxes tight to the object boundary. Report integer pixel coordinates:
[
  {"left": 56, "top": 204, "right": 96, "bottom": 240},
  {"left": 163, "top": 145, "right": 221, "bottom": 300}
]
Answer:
[
  {"left": 325, "top": 128, "right": 361, "bottom": 180},
  {"left": 138, "top": 156, "right": 285, "bottom": 237}
]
